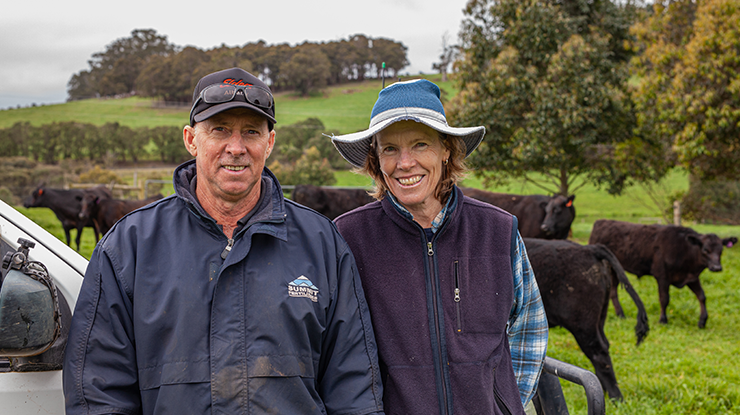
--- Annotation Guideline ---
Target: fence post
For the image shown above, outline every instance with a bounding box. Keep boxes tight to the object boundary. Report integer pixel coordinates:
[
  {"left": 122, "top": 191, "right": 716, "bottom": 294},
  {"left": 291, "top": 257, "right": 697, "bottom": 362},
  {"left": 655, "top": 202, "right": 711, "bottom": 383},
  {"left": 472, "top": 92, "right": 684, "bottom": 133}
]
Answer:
[{"left": 673, "top": 200, "right": 681, "bottom": 226}]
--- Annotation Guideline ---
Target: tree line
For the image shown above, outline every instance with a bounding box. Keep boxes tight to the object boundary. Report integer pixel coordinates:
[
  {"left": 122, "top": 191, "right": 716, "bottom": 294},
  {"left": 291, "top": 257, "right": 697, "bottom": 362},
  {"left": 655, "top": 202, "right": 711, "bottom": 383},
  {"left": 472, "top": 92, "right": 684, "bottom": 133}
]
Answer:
[
  {"left": 67, "top": 29, "right": 409, "bottom": 101},
  {"left": 0, "top": 117, "right": 346, "bottom": 196},
  {"left": 0, "top": 121, "right": 190, "bottom": 166}
]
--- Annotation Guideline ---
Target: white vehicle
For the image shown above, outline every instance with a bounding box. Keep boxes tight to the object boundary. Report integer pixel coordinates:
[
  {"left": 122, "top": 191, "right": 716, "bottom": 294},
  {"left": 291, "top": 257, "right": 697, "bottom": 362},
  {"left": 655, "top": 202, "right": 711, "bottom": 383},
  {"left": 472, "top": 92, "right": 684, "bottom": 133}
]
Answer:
[{"left": 0, "top": 199, "right": 86, "bottom": 414}]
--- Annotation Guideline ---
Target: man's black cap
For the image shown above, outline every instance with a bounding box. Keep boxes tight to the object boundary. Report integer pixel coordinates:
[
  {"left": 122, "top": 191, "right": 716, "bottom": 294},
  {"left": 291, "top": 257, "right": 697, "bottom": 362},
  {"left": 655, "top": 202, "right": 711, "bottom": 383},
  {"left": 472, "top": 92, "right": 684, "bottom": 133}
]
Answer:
[{"left": 189, "top": 67, "right": 276, "bottom": 126}]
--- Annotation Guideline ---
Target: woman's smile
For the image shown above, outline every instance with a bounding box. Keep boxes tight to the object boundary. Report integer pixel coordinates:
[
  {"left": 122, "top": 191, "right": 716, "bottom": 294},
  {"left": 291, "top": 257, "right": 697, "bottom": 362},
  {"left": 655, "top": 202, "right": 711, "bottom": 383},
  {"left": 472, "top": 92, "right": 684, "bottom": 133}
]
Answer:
[{"left": 397, "top": 175, "right": 423, "bottom": 186}]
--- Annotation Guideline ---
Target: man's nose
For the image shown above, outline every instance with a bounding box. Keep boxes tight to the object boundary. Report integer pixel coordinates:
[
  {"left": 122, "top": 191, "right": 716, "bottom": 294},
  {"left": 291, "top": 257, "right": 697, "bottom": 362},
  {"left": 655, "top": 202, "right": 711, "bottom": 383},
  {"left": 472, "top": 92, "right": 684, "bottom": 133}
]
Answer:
[{"left": 225, "top": 132, "right": 247, "bottom": 155}]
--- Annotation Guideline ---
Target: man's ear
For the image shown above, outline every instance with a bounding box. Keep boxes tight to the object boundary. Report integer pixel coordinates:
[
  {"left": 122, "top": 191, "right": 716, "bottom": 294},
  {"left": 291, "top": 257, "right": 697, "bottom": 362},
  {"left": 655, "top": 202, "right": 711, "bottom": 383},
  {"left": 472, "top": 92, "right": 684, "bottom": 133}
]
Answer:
[
  {"left": 184, "top": 125, "right": 197, "bottom": 157},
  {"left": 266, "top": 129, "right": 276, "bottom": 158}
]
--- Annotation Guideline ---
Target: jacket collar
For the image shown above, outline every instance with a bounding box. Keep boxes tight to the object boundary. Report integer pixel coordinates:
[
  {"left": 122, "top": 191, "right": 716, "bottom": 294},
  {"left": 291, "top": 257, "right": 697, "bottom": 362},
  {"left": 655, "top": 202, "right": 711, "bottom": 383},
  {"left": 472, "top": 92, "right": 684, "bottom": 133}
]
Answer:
[{"left": 173, "top": 160, "right": 287, "bottom": 240}]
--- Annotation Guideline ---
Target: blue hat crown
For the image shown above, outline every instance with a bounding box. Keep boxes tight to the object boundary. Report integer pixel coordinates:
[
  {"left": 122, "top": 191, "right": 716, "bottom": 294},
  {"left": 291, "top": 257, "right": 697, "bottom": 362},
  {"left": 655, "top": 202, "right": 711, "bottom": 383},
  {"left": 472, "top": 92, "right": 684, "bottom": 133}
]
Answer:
[{"left": 370, "top": 79, "right": 446, "bottom": 120}]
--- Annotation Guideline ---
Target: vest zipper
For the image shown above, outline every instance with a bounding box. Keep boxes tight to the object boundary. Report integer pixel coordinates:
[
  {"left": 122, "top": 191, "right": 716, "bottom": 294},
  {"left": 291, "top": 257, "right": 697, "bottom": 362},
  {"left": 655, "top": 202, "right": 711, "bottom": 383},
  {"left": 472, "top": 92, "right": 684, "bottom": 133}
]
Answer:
[
  {"left": 427, "top": 239, "right": 450, "bottom": 415},
  {"left": 220, "top": 238, "right": 234, "bottom": 259},
  {"left": 454, "top": 261, "right": 462, "bottom": 333}
]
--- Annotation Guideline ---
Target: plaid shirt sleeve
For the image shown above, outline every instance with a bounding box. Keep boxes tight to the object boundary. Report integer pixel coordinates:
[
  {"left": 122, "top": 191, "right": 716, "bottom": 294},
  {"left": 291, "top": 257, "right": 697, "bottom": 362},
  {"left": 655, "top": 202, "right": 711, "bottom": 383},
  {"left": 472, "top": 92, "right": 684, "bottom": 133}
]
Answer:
[{"left": 508, "top": 232, "right": 548, "bottom": 406}]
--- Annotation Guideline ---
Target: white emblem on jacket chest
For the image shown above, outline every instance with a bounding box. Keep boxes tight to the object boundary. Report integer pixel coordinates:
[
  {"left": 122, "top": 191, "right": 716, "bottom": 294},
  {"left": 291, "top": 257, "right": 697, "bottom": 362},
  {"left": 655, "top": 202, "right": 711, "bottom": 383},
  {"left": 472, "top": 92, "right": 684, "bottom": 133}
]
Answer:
[{"left": 288, "top": 276, "right": 319, "bottom": 302}]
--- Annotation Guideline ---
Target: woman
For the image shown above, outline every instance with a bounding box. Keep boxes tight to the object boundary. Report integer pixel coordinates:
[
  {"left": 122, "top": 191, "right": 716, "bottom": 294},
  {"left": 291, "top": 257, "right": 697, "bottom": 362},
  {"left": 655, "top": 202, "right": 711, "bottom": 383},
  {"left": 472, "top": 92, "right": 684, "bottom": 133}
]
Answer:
[{"left": 332, "top": 79, "right": 547, "bottom": 415}]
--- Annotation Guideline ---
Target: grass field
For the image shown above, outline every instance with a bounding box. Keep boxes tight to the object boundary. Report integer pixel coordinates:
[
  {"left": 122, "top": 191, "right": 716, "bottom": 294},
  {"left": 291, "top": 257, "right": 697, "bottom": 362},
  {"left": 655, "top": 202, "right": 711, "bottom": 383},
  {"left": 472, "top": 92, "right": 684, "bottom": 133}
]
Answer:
[{"left": 13, "top": 168, "right": 740, "bottom": 414}]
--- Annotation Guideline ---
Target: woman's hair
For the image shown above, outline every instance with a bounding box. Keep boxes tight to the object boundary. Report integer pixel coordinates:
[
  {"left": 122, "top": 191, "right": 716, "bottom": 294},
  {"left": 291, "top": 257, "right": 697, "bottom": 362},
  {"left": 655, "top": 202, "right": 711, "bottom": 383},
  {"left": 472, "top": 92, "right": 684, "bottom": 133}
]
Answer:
[{"left": 360, "top": 130, "right": 468, "bottom": 203}]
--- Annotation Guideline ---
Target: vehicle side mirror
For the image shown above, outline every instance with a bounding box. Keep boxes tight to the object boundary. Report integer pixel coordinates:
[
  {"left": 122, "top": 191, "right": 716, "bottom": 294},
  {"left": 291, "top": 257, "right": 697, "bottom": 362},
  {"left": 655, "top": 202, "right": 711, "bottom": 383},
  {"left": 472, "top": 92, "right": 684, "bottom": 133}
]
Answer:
[{"left": 0, "top": 238, "right": 60, "bottom": 357}]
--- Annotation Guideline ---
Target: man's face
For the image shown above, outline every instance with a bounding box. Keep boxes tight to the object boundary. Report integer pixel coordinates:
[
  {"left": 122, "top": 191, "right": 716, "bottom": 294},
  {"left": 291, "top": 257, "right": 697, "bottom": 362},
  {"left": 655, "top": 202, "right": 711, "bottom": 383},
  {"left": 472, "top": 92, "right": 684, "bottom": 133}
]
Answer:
[{"left": 184, "top": 108, "right": 275, "bottom": 206}]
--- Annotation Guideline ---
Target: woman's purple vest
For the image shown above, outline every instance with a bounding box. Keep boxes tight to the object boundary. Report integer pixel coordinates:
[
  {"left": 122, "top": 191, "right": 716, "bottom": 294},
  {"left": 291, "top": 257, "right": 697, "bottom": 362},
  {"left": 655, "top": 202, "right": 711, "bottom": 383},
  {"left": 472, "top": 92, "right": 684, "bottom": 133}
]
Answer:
[{"left": 335, "top": 187, "right": 525, "bottom": 415}]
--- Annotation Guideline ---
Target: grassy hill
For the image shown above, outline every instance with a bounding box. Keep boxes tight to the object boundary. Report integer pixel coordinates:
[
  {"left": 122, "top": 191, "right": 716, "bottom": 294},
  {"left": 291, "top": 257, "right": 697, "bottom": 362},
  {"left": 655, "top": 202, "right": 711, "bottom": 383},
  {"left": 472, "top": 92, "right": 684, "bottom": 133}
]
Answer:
[{"left": 0, "top": 75, "right": 456, "bottom": 133}]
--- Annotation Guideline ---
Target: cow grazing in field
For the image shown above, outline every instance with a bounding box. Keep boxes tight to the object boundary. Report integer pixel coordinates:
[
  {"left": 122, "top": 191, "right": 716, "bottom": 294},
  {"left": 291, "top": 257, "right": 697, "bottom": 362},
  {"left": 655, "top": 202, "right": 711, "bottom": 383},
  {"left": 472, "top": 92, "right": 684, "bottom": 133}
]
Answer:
[
  {"left": 589, "top": 219, "right": 737, "bottom": 328},
  {"left": 79, "top": 194, "right": 164, "bottom": 235},
  {"left": 524, "top": 238, "right": 649, "bottom": 401},
  {"left": 22, "top": 185, "right": 112, "bottom": 251},
  {"left": 461, "top": 188, "right": 575, "bottom": 239},
  {"left": 292, "top": 184, "right": 374, "bottom": 220}
]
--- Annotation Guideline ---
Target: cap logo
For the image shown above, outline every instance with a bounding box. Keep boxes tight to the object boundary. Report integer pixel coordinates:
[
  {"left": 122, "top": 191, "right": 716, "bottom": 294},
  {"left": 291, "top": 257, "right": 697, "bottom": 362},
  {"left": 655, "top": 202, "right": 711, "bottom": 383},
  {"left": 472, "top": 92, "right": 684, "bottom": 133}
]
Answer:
[{"left": 222, "top": 78, "right": 254, "bottom": 87}]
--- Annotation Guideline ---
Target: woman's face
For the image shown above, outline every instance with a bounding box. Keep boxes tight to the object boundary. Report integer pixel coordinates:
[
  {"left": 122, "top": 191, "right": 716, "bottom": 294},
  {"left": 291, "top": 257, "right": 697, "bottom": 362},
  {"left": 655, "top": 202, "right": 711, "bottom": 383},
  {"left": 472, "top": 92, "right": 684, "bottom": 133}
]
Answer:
[{"left": 376, "top": 121, "right": 450, "bottom": 215}]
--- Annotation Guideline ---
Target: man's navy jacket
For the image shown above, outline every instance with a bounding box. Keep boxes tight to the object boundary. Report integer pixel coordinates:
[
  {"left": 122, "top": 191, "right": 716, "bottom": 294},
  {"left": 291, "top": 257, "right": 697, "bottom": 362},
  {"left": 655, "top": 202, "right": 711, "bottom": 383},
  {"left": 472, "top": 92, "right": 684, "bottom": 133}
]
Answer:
[{"left": 63, "top": 160, "right": 385, "bottom": 415}]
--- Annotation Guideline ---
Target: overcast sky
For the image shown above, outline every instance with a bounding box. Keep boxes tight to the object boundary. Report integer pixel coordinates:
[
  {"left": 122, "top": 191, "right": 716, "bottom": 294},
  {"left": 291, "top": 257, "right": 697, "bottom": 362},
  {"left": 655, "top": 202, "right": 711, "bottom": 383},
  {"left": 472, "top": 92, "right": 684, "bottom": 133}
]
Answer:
[{"left": 0, "top": 0, "right": 470, "bottom": 110}]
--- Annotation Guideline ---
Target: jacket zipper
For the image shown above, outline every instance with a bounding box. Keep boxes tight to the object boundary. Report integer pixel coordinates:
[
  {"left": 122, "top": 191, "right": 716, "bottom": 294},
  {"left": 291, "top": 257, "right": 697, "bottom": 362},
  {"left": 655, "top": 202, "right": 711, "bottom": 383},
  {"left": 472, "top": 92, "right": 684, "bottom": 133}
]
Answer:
[
  {"left": 427, "top": 240, "right": 450, "bottom": 415},
  {"left": 220, "top": 238, "right": 234, "bottom": 259},
  {"left": 454, "top": 261, "right": 462, "bottom": 333}
]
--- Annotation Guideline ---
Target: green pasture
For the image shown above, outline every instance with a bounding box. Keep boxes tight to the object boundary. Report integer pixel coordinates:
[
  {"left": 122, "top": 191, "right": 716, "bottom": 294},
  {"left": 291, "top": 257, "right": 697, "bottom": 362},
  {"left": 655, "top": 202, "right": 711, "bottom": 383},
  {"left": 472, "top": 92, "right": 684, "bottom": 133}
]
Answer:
[
  {"left": 14, "top": 168, "right": 740, "bottom": 414},
  {"left": 0, "top": 97, "right": 186, "bottom": 129},
  {"left": 0, "top": 75, "right": 455, "bottom": 134}
]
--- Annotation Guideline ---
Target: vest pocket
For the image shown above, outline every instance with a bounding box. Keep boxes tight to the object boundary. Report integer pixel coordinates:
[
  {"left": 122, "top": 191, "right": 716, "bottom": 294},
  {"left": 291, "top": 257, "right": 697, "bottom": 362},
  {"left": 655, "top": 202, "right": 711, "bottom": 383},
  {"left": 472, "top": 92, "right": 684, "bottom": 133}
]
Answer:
[{"left": 450, "top": 256, "right": 511, "bottom": 335}]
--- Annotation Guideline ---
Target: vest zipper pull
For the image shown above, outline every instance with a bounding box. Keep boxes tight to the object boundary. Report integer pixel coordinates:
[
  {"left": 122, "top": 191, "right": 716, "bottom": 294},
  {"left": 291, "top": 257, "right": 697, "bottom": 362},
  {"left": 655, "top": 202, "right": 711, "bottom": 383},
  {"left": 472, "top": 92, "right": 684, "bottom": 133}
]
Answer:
[
  {"left": 427, "top": 241, "right": 434, "bottom": 256},
  {"left": 221, "top": 238, "right": 234, "bottom": 259},
  {"left": 454, "top": 260, "right": 461, "bottom": 302}
]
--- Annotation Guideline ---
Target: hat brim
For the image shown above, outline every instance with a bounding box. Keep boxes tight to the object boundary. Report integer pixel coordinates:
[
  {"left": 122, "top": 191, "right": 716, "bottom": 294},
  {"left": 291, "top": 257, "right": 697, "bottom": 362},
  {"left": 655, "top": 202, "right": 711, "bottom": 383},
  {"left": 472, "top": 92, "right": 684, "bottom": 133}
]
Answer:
[
  {"left": 331, "top": 108, "right": 486, "bottom": 168},
  {"left": 192, "top": 100, "right": 277, "bottom": 125}
]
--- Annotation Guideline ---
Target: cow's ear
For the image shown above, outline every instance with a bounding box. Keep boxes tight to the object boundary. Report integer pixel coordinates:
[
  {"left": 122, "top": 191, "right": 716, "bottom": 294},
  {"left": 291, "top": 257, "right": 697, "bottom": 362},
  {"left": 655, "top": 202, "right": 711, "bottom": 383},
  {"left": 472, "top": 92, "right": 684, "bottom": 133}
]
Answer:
[
  {"left": 567, "top": 195, "right": 575, "bottom": 206},
  {"left": 723, "top": 237, "right": 738, "bottom": 248},
  {"left": 687, "top": 234, "right": 703, "bottom": 247}
]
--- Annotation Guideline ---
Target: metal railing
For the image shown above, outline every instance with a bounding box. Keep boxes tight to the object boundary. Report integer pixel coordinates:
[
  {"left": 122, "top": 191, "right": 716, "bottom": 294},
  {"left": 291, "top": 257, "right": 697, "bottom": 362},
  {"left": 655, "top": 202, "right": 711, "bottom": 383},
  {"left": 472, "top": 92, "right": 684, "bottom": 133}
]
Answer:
[{"left": 534, "top": 357, "right": 605, "bottom": 415}]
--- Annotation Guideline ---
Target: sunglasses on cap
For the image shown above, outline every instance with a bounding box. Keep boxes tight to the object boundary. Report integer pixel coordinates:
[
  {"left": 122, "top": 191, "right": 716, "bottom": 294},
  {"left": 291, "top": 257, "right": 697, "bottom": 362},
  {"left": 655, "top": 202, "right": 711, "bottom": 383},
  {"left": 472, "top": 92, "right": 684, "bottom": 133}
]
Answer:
[{"left": 192, "top": 83, "right": 274, "bottom": 111}]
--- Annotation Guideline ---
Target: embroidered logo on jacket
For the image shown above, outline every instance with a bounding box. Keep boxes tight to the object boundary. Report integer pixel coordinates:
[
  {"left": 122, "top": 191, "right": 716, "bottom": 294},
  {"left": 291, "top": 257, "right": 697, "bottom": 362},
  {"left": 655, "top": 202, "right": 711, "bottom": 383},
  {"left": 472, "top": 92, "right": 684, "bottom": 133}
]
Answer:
[{"left": 288, "top": 276, "right": 319, "bottom": 302}]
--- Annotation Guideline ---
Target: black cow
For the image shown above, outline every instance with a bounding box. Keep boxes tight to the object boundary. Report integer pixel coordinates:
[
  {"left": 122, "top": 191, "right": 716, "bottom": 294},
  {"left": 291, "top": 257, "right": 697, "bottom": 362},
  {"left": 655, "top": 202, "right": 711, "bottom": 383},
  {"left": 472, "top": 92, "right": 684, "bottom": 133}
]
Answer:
[
  {"left": 23, "top": 185, "right": 112, "bottom": 251},
  {"left": 589, "top": 219, "right": 737, "bottom": 328},
  {"left": 80, "top": 194, "right": 164, "bottom": 235},
  {"left": 461, "top": 188, "right": 575, "bottom": 239},
  {"left": 524, "top": 238, "right": 649, "bottom": 400},
  {"left": 292, "top": 184, "right": 374, "bottom": 220}
]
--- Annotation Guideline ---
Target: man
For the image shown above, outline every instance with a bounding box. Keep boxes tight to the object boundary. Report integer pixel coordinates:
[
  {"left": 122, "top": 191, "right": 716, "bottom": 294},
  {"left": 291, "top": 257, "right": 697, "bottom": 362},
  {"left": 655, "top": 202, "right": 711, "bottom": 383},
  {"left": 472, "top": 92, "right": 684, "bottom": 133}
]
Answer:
[{"left": 63, "top": 68, "right": 385, "bottom": 415}]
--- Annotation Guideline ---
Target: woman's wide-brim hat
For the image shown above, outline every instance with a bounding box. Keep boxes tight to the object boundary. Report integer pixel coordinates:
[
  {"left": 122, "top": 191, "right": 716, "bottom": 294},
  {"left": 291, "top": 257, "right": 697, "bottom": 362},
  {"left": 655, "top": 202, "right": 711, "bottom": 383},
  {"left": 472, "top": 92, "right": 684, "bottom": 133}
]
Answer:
[{"left": 331, "top": 79, "right": 486, "bottom": 168}]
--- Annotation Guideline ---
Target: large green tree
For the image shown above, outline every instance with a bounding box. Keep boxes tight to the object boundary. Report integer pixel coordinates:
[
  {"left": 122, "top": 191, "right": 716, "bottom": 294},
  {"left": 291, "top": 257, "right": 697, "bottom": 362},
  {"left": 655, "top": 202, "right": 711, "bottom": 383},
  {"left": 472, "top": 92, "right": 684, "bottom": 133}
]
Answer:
[
  {"left": 370, "top": 37, "right": 408, "bottom": 78},
  {"left": 136, "top": 46, "right": 239, "bottom": 103},
  {"left": 629, "top": 0, "right": 740, "bottom": 181},
  {"left": 449, "top": 0, "right": 641, "bottom": 196},
  {"left": 280, "top": 44, "right": 331, "bottom": 96},
  {"left": 67, "top": 29, "right": 177, "bottom": 100}
]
